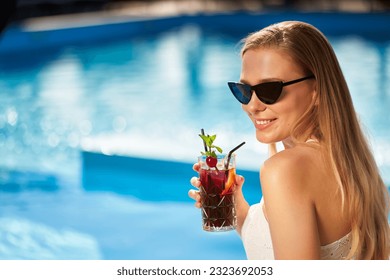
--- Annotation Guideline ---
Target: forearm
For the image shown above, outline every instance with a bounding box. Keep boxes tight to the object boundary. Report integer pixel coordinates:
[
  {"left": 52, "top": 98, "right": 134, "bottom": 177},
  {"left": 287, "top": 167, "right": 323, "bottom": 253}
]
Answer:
[{"left": 234, "top": 188, "right": 250, "bottom": 235}]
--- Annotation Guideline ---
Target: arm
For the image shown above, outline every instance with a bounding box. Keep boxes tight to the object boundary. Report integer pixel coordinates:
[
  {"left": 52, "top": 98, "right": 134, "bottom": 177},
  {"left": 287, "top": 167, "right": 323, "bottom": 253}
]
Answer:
[
  {"left": 261, "top": 152, "right": 321, "bottom": 259},
  {"left": 233, "top": 175, "right": 250, "bottom": 235},
  {"left": 236, "top": 142, "right": 277, "bottom": 234}
]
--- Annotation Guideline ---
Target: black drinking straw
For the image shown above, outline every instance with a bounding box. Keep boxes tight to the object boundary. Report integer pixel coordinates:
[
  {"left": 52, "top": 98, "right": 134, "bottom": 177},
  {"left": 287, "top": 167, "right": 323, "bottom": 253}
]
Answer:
[
  {"left": 225, "top": 141, "right": 246, "bottom": 169},
  {"left": 200, "top": 128, "right": 208, "bottom": 153}
]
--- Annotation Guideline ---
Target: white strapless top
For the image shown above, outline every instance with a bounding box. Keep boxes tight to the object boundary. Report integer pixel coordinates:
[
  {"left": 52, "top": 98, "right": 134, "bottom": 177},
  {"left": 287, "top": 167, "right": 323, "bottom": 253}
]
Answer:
[{"left": 241, "top": 199, "right": 352, "bottom": 260}]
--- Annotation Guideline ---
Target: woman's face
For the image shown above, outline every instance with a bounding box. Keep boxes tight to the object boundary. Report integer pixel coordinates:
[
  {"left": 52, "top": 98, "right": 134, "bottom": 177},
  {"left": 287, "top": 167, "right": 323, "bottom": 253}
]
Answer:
[{"left": 240, "top": 48, "right": 316, "bottom": 144}]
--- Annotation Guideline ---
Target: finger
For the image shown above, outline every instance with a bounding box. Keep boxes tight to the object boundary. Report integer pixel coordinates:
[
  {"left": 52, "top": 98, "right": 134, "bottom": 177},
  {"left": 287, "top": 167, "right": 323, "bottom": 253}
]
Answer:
[
  {"left": 188, "top": 189, "right": 198, "bottom": 199},
  {"left": 192, "top": 163, "right": 200, "bottom": 172},
  {"left": 194, "top": 201, "right": 202, "bottom": 209},
  {"left": 234, "top": 175, "right": 245, "bottom": 190},
  {"left": 190, "top": 176, "right": 201, "bottom": 188},
  {"left": 188, "top": 189, "right": 201, "bottom": 205}
]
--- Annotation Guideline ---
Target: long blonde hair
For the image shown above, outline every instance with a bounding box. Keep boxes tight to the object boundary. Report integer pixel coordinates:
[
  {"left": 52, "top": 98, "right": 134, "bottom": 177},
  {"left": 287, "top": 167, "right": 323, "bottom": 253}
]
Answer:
[{"left": 241, "top": 21, "right": 390, "bottom": 259}]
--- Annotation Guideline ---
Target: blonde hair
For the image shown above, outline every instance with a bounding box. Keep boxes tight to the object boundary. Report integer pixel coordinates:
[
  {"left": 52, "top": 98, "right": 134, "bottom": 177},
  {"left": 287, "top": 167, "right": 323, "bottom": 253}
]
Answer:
[{"left": 241, "top": 21, "right": 390, "bottom": 259}]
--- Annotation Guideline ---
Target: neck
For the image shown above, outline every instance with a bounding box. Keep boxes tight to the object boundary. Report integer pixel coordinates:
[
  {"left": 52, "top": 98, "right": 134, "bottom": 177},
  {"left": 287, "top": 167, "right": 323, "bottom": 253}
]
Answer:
[
  {"left": 282, "top": 136, "right": 318, "bottom": 149},
  {"left": 282, "top": 137, "right": 295, "bottom": 149}
]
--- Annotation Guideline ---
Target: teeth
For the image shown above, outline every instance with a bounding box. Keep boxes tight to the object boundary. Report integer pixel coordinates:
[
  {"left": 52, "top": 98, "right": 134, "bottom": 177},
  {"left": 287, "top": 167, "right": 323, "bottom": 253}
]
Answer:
[{"left": 256, "top": 119, "right": 273, "bottom": 125}]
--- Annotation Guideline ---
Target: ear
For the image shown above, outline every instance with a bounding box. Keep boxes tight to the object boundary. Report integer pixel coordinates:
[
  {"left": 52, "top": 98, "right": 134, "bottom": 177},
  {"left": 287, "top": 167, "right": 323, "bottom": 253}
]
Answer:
[
  {"left": 311, "top": 82, "right": 319, "bottom": 106},
  {"left": 312, "top": 91, "right": 319, "bottom": 106}
]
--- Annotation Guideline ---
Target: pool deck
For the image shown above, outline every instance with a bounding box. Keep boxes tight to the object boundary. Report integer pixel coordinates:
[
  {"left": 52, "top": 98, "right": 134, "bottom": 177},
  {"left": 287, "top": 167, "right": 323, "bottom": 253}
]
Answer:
[{"left": 12, "top": 0, "right": 390, "bottom": 32}]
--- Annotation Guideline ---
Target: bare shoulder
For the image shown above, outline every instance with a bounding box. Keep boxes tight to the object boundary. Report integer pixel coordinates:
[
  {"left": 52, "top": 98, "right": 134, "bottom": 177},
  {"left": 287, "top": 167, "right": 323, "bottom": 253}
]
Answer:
[
  {"left": 260, "top": 145, "right": 324, "bottom": 258},
  {"left": 261, "top": 145, "right": 320, "bottom": 197}
]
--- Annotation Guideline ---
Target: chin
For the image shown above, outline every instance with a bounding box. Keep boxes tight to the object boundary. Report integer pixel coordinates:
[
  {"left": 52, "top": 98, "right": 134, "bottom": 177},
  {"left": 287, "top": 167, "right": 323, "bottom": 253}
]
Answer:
[
  {"left": 255, "top": 131, "right": 273, "bottom": 144},
  {"left": 255, "top": 130, "right": 285, "bottom": 144}
]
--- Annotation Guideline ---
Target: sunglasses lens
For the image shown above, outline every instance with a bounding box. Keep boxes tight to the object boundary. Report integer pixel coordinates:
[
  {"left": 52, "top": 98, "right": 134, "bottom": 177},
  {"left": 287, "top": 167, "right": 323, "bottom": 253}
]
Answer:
[
  {"left": 228, "top": 82, "right": 251, "bottom": 104},
  {"left": 253, "top": 82, "right": 283, "bottom": 104}
]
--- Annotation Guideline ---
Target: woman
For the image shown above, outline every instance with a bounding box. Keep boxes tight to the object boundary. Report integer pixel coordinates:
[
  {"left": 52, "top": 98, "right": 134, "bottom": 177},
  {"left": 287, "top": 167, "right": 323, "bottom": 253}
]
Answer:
[{"left": 189, "top": 21, "right": 390, "bottom": 260}]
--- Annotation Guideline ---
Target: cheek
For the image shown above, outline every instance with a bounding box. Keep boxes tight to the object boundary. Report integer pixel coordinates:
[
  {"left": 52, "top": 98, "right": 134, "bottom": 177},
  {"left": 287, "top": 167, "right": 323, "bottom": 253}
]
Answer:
[
  {"left": 273, "top": 99, "right": 308, "bottom": 131},
  {"left": 241, "top": 104, "right": 250, "bottom": 116},
  {"left": 279, "top": 91, "right": 312, "bottom": 118}
]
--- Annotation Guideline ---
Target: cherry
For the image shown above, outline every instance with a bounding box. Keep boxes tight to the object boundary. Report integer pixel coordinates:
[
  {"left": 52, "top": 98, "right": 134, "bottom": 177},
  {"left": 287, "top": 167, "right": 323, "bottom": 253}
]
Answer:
[{"left": 206, "top": 156, "right": 218, "bottom": 168}]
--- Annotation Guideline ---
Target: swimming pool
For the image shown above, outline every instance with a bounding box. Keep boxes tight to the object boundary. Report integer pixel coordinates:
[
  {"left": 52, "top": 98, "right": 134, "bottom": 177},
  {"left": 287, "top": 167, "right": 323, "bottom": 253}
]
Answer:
[{"left": 0, "top": 12, "right": 389, "bottom": 259}]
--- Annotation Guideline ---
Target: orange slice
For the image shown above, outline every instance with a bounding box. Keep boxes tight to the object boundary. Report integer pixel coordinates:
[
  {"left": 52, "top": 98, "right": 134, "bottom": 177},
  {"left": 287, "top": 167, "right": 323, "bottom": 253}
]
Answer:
[{"left": 221, "top": 169, "right": 235, "bottom": 196}]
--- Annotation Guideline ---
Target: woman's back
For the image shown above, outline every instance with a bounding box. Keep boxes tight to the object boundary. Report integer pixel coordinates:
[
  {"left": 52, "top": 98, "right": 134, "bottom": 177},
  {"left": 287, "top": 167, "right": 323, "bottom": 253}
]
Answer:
[
  {"left": 297, "top": 142, "right": 351, "bottom": 246},
  {"left": 260, "top": 141, "right": 351, "bottom": 259}
]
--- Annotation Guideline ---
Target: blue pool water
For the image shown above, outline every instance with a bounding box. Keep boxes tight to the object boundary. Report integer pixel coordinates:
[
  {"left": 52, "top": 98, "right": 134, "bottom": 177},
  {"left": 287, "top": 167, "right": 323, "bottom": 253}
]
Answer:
[{"left": 0, "top": 12, "right": 389, "bottom": 259}]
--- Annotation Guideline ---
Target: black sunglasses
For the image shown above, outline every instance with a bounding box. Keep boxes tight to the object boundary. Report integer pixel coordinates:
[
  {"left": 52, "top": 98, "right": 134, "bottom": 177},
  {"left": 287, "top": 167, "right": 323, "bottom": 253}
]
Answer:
[{"left": 227, "top": 75, "right": 315, "bottom": 105}]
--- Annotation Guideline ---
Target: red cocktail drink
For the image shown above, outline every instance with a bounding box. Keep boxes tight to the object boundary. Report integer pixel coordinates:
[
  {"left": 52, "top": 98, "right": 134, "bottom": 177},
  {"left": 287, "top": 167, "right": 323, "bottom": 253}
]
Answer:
[{"left": 198, "top": 154, "right": 237, "bottom": 232}]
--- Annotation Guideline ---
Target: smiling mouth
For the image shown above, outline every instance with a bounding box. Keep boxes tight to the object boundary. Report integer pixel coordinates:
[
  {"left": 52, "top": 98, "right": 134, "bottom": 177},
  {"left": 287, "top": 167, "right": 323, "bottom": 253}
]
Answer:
[{"left": 255, "top": 119, "right": 276, "bottom": 125}]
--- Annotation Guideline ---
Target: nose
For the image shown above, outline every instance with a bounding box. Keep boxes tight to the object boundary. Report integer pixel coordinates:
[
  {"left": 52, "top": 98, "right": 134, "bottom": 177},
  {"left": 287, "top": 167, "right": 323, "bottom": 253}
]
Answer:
[{"left": 242, "top": 91, "right": 267, "bottom": 115}]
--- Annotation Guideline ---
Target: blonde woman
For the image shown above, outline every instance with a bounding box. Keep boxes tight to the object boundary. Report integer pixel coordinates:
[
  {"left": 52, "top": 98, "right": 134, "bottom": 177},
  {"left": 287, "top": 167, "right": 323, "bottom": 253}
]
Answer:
[{"left": 189, "top": 21, "right": 390, "bottom": 259}]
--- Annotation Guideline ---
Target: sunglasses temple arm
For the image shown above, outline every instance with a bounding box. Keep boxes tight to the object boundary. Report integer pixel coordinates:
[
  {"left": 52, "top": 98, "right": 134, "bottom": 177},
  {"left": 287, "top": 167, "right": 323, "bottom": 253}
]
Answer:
[{"left": 283, "top": 75, "right": 315, "bottom": 86}]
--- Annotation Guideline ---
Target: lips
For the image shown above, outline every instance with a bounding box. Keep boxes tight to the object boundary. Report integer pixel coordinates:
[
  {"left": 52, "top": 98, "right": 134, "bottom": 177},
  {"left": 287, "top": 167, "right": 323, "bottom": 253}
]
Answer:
[{"left": 254, "top": 118, "right": 276, "bottom": 130}]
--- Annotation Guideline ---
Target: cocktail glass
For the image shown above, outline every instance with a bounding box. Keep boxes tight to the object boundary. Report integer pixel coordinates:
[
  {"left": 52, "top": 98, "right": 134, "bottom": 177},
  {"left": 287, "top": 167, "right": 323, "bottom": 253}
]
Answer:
[{"left": 198, "top": 154, "right": 236, "bottom": 232}]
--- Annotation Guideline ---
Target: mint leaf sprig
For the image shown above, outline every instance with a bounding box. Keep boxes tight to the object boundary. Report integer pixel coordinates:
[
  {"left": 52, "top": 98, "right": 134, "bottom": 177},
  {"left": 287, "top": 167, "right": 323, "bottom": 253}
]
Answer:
[{"left": 199, "top": 134, "right": 223, "bottom": 158}]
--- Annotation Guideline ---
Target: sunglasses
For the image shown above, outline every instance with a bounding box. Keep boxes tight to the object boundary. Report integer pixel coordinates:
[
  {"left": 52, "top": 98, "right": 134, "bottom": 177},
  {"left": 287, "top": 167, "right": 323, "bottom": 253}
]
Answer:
[{"left": 227, "top": 75, "right": 315, "bottom": 105}]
